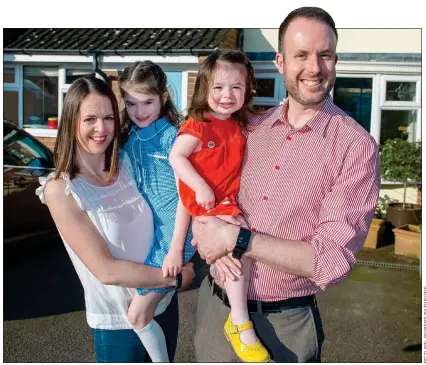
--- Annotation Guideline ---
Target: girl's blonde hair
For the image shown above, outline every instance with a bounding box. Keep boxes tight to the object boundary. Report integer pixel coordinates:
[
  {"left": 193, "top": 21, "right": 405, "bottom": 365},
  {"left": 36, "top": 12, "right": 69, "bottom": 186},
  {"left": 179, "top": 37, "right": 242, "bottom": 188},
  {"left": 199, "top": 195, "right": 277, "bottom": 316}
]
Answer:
[
  {"left": 187, "top": 49, "right": 257, "bottom": 128},
  {"left": 54, "top": 76, "right": 121, "bottom": 183},
  {"left": 118, "top": 61, "right": 182, "bottom": 143}
]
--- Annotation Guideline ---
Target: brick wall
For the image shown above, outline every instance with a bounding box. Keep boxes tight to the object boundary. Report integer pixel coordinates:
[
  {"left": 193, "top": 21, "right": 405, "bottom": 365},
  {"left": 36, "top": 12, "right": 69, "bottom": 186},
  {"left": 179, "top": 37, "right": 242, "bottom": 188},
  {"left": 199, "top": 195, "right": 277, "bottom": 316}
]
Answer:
[
  {"left": 186, "top": 72, "right": 198, "bottom": 110},
  {"left": 35, "top": 136, "right": 56, "bottom": 151}
]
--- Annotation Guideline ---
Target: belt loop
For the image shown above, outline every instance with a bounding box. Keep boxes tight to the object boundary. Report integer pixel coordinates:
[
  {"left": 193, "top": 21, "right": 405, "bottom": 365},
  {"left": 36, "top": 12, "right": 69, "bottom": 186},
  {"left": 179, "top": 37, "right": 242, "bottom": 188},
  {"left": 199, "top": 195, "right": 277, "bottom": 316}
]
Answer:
[
  {"left": 210, "top": 279, "right": 215, "bottom": 296},
  {"left": 256, "top": 300, "right": 262, "bottom": 313}
]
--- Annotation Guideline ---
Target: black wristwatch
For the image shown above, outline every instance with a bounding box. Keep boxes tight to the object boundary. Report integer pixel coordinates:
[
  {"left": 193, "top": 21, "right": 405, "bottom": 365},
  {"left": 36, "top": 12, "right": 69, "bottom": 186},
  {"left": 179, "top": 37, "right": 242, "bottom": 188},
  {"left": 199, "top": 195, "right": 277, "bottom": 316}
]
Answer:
[
  {"left": 175, "top": 273, "right": 182, "bottom": 290},
  {"left": 232, "top": 227, "right": 252, "bottom": 259}
]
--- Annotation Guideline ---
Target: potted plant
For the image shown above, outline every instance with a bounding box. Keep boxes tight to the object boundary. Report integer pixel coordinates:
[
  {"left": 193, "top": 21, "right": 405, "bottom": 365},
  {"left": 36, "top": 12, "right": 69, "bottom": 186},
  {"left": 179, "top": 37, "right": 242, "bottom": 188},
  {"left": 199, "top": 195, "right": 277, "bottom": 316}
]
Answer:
[
  {"left": 380, "top": 138, "right": 422, "bottom": 229},
  {"left": 364, "top": 197, "right": 387, "bottom": 249},
  {"left": 393, "top": 224, "right": 421, "bottom": 259}
]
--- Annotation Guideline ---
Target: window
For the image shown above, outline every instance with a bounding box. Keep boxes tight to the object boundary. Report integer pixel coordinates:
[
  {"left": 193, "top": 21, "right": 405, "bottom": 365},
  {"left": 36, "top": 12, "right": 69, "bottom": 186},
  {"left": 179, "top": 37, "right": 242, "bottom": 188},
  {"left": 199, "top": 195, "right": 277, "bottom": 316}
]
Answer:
[
  {"left": 379, "top": 75, "right": 421, "bottom": 144},
  {"left": 385, "top": 81, "right": 416, "bottom": 102},
  {"left": 333, "top": 77, "right": 373, "bottom": 132},
  {"left": 23, "top": 67, "right": 59, "bottom": 129},
  {"left": 254, "top": 74, "right": 281, "bottom": 105},
  {"left": 256, "top": 78, "right": 275, "bottom": 98},
  {"left": 66, "top": 69, "right": 93, "bottom": 84},
  {"left": 380, "top": 110, "right": 418, "bottom": 144},
  {"left": 4, "top": 67, "right": 16, "bottom": 84},
  {"left": 4, "top": 90, "right": 19, "bottom": 126}
]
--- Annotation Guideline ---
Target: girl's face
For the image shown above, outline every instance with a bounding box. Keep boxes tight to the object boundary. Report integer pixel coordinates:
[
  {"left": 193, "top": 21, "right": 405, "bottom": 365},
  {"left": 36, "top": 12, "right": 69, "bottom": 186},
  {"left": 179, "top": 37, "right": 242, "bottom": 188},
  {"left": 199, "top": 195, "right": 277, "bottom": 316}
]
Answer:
[
  {"left": 207, "top": 62, "right": 247, "bottom": 120},
  {"left": 76, "top": 93, "right": 115, "bottom": 156},
  {"left": 123, "top": 89, "right": 167, "bottom": 128}
]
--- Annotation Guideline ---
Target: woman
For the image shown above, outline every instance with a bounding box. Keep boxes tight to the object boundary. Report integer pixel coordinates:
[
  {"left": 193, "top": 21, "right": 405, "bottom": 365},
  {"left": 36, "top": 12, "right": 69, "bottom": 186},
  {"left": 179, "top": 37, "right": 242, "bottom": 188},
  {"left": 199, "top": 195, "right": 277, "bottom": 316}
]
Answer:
[{"left": 36, "top": 76, "right": 194, "bottom": 362}]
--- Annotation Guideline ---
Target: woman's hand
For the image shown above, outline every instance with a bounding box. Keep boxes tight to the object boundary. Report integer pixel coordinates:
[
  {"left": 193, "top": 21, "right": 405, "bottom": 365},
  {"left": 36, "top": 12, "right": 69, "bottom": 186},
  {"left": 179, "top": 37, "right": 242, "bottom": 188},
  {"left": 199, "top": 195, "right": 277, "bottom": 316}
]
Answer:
[
  {"left": 179, "top": 262, "right": 195, "bottom": 291},
  {"left": 162, "top": 249, "right": 183, "bottom": 278}
]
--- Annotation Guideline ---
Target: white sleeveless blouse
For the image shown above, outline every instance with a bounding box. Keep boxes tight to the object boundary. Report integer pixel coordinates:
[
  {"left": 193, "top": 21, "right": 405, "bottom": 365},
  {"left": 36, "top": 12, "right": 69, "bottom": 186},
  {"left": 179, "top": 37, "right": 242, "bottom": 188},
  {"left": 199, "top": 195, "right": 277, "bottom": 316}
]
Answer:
[{"left": 36, "top": 151, "right": 173, "bottom": 330}]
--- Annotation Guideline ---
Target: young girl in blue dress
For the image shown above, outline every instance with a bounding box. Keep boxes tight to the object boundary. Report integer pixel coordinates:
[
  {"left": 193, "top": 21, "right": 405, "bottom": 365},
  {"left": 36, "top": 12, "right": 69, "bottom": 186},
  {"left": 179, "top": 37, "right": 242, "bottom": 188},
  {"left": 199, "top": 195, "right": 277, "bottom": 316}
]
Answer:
[{"left": 119, "top": 61, "right": 195, "bottom": 362}]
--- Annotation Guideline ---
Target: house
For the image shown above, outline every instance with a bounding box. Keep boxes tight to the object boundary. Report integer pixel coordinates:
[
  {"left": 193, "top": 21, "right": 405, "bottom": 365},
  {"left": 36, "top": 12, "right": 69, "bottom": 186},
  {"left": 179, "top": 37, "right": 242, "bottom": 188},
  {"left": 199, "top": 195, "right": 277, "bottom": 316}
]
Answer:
[
  {"left": 3, "top": 28, "right": 421, "bottom": 203},
  {"left": 3, "top": 28, "right": 241, "bottom": 149}
]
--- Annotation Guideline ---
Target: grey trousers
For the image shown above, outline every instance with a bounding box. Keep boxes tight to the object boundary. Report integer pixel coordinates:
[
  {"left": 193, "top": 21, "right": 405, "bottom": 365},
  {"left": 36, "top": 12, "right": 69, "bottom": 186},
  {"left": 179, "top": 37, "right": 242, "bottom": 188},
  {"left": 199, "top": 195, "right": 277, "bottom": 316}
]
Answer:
[{"left": 194, "top": 276, "right": 325, "bottom": 363}]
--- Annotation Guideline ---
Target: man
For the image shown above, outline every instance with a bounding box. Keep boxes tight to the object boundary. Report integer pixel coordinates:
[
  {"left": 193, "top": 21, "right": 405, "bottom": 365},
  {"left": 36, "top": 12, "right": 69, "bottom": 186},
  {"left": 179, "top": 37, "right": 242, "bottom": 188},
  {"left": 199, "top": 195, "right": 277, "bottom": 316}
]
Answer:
[{"left": 192, "top": 6, "right": 380, "bottom": 363}]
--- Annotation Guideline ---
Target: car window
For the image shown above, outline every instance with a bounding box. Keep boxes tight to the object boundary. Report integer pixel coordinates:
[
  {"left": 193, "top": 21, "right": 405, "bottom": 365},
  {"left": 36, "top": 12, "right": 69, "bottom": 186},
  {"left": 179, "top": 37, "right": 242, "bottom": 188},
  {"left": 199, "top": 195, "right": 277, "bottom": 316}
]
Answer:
[{"left": 4, "top": 124, "right": 52, "bottom": 167}]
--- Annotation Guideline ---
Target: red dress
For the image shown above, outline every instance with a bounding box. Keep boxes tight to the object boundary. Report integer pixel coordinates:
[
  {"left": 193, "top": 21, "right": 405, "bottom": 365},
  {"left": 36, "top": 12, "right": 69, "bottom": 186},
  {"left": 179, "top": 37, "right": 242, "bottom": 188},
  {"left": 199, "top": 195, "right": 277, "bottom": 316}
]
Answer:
[{"left": 177, "top": 114, "right": 246, "bottom": 217}]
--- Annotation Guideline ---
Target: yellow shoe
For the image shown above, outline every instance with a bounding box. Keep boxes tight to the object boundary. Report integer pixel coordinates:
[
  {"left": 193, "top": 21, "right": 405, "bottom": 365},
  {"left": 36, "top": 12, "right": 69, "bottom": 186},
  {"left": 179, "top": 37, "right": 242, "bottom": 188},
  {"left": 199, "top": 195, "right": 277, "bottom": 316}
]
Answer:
[{"left": 224, "top": 314, "right": 270, "bottom": 363}]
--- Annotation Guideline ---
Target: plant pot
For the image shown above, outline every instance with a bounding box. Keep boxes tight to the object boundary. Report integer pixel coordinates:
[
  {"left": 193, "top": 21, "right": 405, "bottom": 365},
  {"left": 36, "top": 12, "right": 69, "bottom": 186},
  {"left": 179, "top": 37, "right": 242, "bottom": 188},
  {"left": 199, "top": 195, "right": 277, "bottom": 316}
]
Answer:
[
  {"left": 364, "top": 218, "right": 385, "bottom": 249},
  {"left": 393, "top": 224, "right": 421, "bottom": 259},
  {"left": 386, "top": 203, "right": 421, "bottom": 229}
]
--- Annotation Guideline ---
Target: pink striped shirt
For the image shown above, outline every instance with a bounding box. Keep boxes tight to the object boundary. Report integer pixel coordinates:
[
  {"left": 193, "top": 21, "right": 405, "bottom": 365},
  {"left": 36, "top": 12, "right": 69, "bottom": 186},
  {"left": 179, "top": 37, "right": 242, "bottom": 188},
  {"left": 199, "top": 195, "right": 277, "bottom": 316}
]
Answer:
[{"left": 238, "top": 97, "right": 380, "bottom": 301}]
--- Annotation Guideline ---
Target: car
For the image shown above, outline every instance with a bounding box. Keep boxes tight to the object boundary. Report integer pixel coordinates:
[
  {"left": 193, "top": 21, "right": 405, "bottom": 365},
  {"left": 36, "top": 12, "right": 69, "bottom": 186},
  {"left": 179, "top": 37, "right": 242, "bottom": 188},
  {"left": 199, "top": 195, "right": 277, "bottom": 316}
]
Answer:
[{"left": 3, "top": 120, "right": 58, "bottom": 246}]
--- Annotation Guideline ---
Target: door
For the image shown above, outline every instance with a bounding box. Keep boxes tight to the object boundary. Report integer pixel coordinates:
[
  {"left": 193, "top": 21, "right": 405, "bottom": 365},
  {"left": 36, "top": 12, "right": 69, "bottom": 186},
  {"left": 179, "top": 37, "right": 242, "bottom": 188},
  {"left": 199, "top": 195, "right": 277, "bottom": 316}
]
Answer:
[{"left": 165, "top": 72, "right": 182, "bottom": 111}]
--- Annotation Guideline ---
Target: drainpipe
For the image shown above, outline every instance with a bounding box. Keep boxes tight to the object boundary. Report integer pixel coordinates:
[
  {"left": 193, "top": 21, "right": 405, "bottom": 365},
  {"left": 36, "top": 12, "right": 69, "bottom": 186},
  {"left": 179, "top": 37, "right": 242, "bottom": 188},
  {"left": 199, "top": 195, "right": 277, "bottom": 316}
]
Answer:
[
  {"left": 237, "top": 29, "right": 244, "bottom": 50},
  {"left": 91, "top": 51, "right": 109, "bottom": 84}
]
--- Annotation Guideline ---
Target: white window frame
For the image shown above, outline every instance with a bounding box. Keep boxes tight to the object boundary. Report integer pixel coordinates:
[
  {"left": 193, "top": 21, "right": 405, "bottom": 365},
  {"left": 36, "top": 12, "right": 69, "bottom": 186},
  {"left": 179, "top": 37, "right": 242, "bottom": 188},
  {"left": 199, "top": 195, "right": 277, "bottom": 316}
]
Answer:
[
  {"left": 253, "top": 73, "right": 281, "bottom": 105},
  {"left": 4, "top": 65, "right": 23, "bottom": 127},
  {"left": 378, "top": 75, "right": 421, "bottom": 143},
  {"left": 380, "top": 75, "right": 421, "bottom": 108}
]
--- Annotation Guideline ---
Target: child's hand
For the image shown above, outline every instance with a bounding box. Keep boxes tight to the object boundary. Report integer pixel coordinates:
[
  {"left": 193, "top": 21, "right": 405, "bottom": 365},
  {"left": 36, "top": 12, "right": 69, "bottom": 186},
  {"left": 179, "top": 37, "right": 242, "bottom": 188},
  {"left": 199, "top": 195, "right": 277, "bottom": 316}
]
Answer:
[
  {"left": 162, "top": 250, "right": 183, "bottom": 278},
  {"left": 196, "top": 184, "right": 215, "bottom": 211}
]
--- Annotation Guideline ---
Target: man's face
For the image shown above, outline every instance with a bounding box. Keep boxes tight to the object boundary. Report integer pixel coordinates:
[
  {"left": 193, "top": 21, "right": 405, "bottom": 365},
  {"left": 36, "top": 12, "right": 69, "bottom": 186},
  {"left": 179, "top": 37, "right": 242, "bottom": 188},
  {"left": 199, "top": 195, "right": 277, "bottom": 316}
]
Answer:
[{"left": 276, "top": 17, "right": 338, "bottom": 107}]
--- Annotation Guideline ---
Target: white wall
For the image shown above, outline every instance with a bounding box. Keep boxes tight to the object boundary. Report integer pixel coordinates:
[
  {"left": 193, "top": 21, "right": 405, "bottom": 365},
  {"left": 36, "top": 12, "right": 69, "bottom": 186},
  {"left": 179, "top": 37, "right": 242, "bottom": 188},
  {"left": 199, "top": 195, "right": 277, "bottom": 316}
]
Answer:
[
  {"left": 243, "top": 29, "right": 421, "bottom": 53},
  {"left": 380, "top": 185, "right": 419, "bottom": 205}
]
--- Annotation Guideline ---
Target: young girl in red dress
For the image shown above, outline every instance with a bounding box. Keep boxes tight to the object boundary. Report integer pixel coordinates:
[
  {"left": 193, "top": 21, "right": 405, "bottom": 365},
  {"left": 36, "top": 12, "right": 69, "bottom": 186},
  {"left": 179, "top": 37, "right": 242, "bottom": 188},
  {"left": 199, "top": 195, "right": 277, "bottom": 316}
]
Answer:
[{"left": 169, "top": 49, "right": 269, "bottom": 363}]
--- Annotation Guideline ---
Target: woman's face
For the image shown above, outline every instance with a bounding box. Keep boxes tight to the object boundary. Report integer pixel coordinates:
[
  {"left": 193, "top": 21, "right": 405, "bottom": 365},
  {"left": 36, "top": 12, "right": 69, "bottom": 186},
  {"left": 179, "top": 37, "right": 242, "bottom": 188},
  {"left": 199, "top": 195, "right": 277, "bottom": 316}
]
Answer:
[{"left": 76, "top": 93, "right": 115, "bottom": 155}]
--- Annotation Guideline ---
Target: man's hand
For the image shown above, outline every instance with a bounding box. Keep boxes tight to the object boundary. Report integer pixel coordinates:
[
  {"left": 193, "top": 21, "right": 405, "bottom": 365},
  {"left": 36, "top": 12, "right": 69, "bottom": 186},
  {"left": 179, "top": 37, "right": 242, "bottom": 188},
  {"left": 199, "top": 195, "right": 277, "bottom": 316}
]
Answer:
[
  {"left": 213, "top": 253, "right": 243, "bottom": 285},
  {"left": 191, "top": 216, "right": 239, "bottom": 264},
  {"left": 179, "top": 262, "right": 195, "bottom": 291},
  {"left": 162, "top": 249, "right": 183, "bottom": 278}
]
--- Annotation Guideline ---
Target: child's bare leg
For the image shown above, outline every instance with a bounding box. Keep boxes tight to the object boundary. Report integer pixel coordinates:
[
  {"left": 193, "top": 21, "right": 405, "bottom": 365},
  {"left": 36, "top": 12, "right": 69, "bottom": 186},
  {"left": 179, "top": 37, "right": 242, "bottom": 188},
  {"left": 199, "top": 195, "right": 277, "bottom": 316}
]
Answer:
[
  {"left": 219, "top": 214, "right": 259, "bottom": 344},
  {"left": 128, "top": 291, "right": 165, "bottom": 329},
  {"left": 128, "top": 292, "right": 169, "bottom": 362},
  {"left": 223, "top": 256, "right": 259, "bottom": 345}
]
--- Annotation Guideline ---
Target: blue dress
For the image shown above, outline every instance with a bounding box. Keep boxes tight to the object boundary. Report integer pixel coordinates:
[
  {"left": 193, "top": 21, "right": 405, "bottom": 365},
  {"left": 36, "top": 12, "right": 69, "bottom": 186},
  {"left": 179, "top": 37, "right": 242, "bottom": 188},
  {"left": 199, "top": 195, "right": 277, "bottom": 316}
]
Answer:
[{"left": 123, "top": 117, "right": 196, "bottom": 294}]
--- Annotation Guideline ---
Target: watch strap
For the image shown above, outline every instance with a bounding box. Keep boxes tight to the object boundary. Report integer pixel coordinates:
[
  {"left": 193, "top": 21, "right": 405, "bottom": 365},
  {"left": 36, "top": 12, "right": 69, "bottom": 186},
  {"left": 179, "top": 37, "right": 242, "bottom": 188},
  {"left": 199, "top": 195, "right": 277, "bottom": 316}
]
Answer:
[{"left": 232, "top": 227, "right": 252, "bottom": 259}]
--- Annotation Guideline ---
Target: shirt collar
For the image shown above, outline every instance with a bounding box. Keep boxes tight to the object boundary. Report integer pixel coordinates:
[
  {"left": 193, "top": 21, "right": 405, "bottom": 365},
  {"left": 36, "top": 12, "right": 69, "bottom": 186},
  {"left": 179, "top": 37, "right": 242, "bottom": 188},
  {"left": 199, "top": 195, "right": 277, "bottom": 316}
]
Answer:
[
  {"left": 128, "top": 116, "right": 170, "bottom": 137},
  {"left": 271, "top": 96, "right": 334, "bottom": 137}
]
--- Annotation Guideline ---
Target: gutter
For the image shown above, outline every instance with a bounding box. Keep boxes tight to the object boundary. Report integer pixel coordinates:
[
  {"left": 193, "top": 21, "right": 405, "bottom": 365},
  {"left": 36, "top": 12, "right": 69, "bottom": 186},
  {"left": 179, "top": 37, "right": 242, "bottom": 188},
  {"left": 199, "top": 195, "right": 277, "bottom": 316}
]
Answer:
[{"left": 4, "top": 48, "right": 216, "bottom": 56}]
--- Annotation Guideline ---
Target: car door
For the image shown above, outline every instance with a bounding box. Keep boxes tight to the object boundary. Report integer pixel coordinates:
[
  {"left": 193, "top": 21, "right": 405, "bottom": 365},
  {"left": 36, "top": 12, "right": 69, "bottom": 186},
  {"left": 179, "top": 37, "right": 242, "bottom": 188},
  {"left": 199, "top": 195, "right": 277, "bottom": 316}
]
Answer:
[{"left": 3, "top": 123, "right": 57, "bottom": 244}]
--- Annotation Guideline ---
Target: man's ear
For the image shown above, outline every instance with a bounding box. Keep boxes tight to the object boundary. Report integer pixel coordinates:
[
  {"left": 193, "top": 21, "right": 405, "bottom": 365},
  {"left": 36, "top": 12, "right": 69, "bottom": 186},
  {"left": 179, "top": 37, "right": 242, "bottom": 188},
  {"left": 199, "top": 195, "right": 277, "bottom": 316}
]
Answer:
[{"left": 275, "top": 53, "right": 285, "bottom": 75}]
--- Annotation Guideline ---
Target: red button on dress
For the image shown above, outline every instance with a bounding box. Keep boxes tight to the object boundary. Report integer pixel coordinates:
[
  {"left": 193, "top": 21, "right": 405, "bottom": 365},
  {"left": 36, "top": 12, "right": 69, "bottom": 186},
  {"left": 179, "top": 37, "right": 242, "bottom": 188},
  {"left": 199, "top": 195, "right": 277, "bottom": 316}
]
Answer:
[
  {"left": 263, "top": 196, "right": 268, "bottom": 201},
  {"left": 286, "top": 136, "right": 292, "bottom": 141},
  {"left": 275, "top": 165, "right": 280, "bottom": 170}
]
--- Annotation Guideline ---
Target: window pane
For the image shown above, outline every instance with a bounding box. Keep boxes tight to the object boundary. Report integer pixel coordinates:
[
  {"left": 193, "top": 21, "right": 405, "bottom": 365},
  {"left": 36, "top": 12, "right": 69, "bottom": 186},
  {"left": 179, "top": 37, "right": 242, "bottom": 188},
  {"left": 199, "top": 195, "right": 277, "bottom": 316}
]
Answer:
[
  {"left": 380, "top": 110, "right": 417, "bottom": 144},
  {"left": 256, "top": 78, "right": 275, "bottom": 98},
  {"left": 333, "top": 77, "right": 373, "bottom": 132},
  {"left": 3, "top": 90, "right": 19, "bottom": 126},
  {"left": 386, "top": 81, "right": 416, "bottom": 101},
  {"left": 66, "top": 69, "right": 93, "bottom": 84},
  {"left": 4, "top": 67, "right": 15, "bottom": 83},
  {"left": 23, "top": 67, "right": 59, "bottom": 129}
]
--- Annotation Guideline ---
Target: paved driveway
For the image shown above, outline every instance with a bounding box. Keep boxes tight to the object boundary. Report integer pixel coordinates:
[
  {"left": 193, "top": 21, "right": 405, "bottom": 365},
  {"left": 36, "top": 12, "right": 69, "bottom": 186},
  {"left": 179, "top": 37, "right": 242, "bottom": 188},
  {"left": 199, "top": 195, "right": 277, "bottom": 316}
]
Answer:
[{"left": 4, "top": 242, "right": 422, "bottom": 362}]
